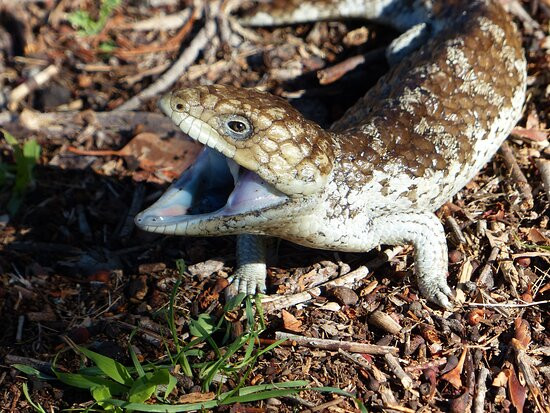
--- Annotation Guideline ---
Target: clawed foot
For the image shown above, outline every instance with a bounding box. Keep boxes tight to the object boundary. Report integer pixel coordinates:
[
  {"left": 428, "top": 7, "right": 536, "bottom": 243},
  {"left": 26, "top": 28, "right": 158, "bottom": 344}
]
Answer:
[
  {"left": 417, "top": 277, "right": 455, "bottom": 309},
  {"left": 225, "top": 263, "right": 267, "bottom": 301}
]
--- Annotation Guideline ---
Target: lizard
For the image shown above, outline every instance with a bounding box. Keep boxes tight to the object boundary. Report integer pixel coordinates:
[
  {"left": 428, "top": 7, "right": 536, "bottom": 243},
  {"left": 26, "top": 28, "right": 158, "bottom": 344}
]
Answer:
[{"left": 134, "top": 0, "right": 527, "bottom": 308}]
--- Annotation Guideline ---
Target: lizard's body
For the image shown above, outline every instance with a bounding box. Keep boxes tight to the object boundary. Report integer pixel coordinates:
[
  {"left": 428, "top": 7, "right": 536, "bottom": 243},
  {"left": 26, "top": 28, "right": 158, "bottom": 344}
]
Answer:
[{"left": 135, "top": 0, "right": 526, "bottom": 307}]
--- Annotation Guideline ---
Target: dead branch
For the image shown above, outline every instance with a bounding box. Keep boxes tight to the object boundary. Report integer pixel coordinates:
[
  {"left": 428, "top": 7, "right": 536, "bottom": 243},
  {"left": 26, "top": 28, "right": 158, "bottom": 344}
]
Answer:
[{"left": 274, "top": 332, "right": 398, "bottom": 355}]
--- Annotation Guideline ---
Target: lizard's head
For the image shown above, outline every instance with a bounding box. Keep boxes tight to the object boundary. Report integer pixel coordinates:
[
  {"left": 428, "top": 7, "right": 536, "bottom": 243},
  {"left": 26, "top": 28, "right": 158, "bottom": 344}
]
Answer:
[{"left": 135, "top": 85, "right": 334, "bottom": 235}]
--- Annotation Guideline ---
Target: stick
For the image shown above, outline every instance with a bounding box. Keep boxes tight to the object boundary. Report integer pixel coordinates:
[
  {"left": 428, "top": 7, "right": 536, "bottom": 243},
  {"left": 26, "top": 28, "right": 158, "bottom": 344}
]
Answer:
[
  {"left": 536, "top": 158, "right": 550, "bottom": 201},
  {"left": 8, "top": 64, "right": 59, "bottom": 108},
  {"left": 262, "top": 266, "right": 369, "bottom": 312},
  {"left": 473, "top": 366, "right": 490, "bottom": 413},
  {"left": 114, "top": 5, "right": 215, "bottom": 111},
  {"left": 274, "top": 332, "right": 398, "bottom": 355},
  {"left": 499, "top": 142, "right": 534, "bottom": 210}
]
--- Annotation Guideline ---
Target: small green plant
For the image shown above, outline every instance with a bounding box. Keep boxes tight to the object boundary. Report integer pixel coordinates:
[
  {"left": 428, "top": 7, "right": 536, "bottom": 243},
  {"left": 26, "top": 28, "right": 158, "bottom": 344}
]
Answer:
[
  {"left": 21, "top": 382, "right": 47, "bottom": 413},
  {"left": 67, "top": 0, "right": 121, "bottom": 36},
  {"left": 1, "top": 129, "right": 41, "bottom": 215},
  {"left": 13, "top": 258, "right": 363, "bottom": 411}
]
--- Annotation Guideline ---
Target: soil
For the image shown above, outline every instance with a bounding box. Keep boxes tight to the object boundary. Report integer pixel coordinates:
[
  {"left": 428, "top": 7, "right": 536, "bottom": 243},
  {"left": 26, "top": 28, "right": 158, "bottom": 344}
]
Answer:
[{"left": 0, "top": 0, "right": 549, "bottom": 411}]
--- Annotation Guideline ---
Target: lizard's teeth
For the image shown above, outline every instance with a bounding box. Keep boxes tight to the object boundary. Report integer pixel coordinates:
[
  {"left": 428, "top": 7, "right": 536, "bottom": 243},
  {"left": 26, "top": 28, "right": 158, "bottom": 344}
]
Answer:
[
  {"left": 189, "top": 120, "right": 208, "bottom": 145},
  {"left": 227, "top": 158, "right": 240, "bottom": 184}
]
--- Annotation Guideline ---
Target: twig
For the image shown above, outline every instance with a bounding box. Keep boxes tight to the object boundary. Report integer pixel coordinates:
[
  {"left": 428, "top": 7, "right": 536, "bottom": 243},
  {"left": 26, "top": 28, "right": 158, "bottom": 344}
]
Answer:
[
  {"left": 505, "top": 0, "right": 541, "bottom": 32},
  {"left": 477, "top": 246, "right": 500, "bottom": 287},
  {"left": 468, "top": 299, "right": 550, "bottom": 308},
  {"left": 473, "top": 366, "right": 490, "bottom": 413},
  {"left": 446, "top": 216, "right": 467, "bottom": 245},
  {"left": 338, "top": 348, "right": 388, "bottom": 382},
  {"left": 384, "top": 353, "right": 414, "bottom": 390},
  {"left": 499, "top": 141, "right": 534, "bottom": 210},
  {"left": 8, "top": 64, "right": 59, "bottom": 108},
  {"left": 513, "top": 342, "right": 549, "bottom": 412},
  {"left": 404, "top": 358, "right": 448, "bottom": 373},
  {"left": 303, "top": 398, "right": 345, "bottom": 413},
  {"left": 114, "top": 4, "right": 215, "bottom": 111},
  {"left": 536, "top": 158, "right": 550, "bottom": 201},
  {"left": 365, "top": 246, "right": 405, "bottom": 270},
  {"left": 383, "top": 403, "right": 416, "bottom": 413},
  {"left": 317, "top": 47, "right": 386, "bottom": 85},
  {"left": 5, "top": 355, "right": 53, "bottom": 374},
  {"left": 125, "top": 10, "right": 191, "bottom": 31},
  {"left": 114, "top": 8, "right": 197, "bottom": 58},
  {"left": 274, "top": 332, "right": 398, "bottom": 355},
  {"left": 262, "top": 266, "right": 369, "bottom": 312},
  {"left": 16, "top": 109, "right": 181, "bottom": 138}
]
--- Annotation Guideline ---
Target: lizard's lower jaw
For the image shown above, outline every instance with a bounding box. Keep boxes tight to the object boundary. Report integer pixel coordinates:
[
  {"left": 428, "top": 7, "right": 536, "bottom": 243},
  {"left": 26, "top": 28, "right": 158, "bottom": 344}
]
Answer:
[{"left": 134, "top": 147, "right": 289, "bottom": 235}]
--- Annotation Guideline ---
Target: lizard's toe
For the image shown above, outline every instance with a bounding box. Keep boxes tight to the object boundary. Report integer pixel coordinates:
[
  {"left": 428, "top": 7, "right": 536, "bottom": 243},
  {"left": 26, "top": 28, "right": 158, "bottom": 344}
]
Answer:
[{"left": 432, "top": 291, "right": 453, "bottom": 310}]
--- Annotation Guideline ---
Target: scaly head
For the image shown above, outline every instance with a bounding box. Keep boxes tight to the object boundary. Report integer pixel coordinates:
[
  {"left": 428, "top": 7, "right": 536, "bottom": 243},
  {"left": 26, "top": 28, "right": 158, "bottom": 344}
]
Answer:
[{"left": 135, "top": 85, "right": 334, "bottom": 235}]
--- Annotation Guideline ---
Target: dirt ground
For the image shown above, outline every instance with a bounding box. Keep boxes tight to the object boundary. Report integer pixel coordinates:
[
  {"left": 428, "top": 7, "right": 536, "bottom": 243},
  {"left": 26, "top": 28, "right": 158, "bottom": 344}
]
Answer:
[{"left": 0, "top": 0, "right": 549, "bottom": 411}]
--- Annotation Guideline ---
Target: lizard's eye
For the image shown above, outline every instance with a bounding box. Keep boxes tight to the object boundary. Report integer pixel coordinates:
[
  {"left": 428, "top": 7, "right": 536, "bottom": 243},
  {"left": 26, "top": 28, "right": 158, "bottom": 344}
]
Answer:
[{"left": 223, "top": 115, "right": 253, "bottom": 140}]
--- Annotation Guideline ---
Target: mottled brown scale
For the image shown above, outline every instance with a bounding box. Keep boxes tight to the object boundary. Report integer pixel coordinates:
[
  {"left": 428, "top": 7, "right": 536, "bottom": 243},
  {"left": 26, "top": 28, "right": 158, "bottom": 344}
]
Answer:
[{"left": 327, "top": 0, "right": 524, "bottom": 196}]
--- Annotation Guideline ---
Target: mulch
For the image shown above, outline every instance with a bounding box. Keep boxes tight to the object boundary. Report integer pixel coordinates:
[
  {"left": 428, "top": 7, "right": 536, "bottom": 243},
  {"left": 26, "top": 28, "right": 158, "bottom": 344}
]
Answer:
[{"left": 0, "top": 0, "right": 549, "bottom": 411}]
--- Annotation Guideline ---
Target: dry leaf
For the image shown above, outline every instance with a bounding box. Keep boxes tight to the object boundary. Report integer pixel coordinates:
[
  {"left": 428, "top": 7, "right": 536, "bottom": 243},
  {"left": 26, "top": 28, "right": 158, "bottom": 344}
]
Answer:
[
  {"left": 508, "top": 367, "right": 526, "bottom": 413},
  {"left": 282, "top": 310, "right": 303, "bottom": 332},
  {"left": 512, "top": 317, "right": 531, "bottom": 350},
  {"left": 68, "top": 132, "right": 202, "bottom": 182},
  {"left": 511, "top": 126, "right": 549, "bottom": 142},
  {"left": 527, "top": 228, "right": 549, "bottom": 244},
  {"left": 178, "top": 392, "right": 216, "bottom": 403},
  {"left": 441, "top": 347, "right": 468, "bottom": 389},
  {"left": 420, "top": 325, "right": 441, "bottom": 344},
  {"left": 492, "top": 370, "right": 509, "bottom": 387},
  {"left": 466, "top": 309, "right": 485, "bottom": 325}
]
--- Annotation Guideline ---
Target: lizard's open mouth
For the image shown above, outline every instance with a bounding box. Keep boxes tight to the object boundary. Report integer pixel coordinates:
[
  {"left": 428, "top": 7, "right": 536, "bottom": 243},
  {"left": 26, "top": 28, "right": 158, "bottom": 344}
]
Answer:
[{"left": 134, "top": 103, "right": 289, "bottom": 234}]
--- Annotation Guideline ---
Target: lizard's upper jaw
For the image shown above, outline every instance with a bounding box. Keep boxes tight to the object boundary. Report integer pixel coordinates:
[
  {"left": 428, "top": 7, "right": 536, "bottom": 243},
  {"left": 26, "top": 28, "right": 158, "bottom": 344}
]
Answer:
[{"left": 134, "top": 96, "right": 291, "bottom": 236}]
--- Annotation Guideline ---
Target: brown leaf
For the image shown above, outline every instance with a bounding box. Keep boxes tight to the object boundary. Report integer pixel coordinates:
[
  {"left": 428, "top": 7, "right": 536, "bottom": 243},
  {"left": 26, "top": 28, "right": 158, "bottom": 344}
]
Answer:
[
  {"left": 178, "top": 392, "right": 216, "bottom": 403},
  {"left": 441, "top": 347, "right": 468, "bottom": 389},
  {"left": 527, "top": 228, "right": 549, "bottom": 244},
  {"left": 492, "top": 370, "right": 509, "bottom": 387},
  {"left": 121, "top": 132, "right": 201, "bottom": 179},
  {"left": 420, "top": 325, "right": 441, "bottom": 344},
  {"left": 68, "top": 132, "right": 202, "bottom": 182},
  {"left": 466, "top": 309, "right": 485, "bottom": 325},
  {"left": 511, "top": 126, "right": 549, "bottom": 142},
  {"left": 512, "top": 317, "right": 531, "bottom": 350},
  {"left": 508, "top": 367, "right": 526, "bottom": 413},
  {"left": 282, "top": 310, "right": 303, "bottom": 332}
]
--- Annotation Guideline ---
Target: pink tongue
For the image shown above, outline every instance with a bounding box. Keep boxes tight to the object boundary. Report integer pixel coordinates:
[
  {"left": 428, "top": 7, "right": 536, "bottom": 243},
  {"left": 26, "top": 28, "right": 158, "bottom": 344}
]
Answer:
[{"left": 225, "top": 170, "right": 285, "bottom": 213}]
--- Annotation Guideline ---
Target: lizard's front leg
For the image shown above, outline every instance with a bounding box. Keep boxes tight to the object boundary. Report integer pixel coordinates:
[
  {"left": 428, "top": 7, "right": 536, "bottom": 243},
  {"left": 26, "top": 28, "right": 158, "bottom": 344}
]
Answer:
[
  {"left": 226, "top": 234, "right": 268, "bottom": 296},
  {"left": 368, "top": 211, "right": 454, "bottom": 308}
]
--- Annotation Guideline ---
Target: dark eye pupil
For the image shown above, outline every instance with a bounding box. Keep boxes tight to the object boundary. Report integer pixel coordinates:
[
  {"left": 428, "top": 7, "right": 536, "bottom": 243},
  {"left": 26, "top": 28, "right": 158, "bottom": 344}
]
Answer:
[{"left": 228, "top": 121, "right": 246, "bottom": 133}]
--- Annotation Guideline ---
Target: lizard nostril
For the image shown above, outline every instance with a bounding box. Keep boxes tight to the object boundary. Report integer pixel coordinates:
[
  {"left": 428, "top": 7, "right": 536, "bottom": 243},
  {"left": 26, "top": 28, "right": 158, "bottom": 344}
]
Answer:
[{"left": 175, "top": 103, "right": 184, "bottom": 111}]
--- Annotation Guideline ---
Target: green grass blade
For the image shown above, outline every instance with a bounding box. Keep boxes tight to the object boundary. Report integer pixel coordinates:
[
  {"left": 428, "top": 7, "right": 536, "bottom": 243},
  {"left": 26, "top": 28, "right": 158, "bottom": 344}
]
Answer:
[
  {"left": 128, "top": 330, "right": 145, "bottom": 378},
  {"left": 128, "top": 369, "right": 172, "bottom": 403},
  {"left": 223, "top": 293, "right": 246, "bottom": 312},
  {"left": 311, "top": 386, "right": 356, "bottom": 397},
  {"left": 221, "top": 388, "right": 305, "bottom": 404},
  {"left": 77, "top": 346, "right": 133, "bottom": 387},
  {"left": 234, "top": 381, "right": 309, "bottom": 396},
  {"left": 189, "top": 316, "right": 220, "bottom": 358},
  {"left": 22, "top": 382, "right": 47, "bottom": 413},
  {"left": 11, "top": 364, "right": 55, "bottom": 381},
  {"left": 55, "top": 372, "right": 128, "bottom": 395},
  {"left": 255, "top": 295, "right": 266, "bottom": 330},
  {"left": 104, "top": 398, "right": 219, "bottom": 412}
]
